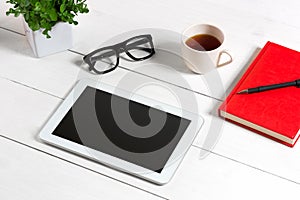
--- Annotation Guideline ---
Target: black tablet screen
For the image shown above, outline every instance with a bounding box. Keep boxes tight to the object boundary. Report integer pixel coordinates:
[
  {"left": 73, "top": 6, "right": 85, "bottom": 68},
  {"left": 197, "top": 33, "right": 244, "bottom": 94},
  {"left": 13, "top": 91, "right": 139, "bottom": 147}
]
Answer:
[{"left": 52, "top": 86, "right": 191, "bottom": 173}]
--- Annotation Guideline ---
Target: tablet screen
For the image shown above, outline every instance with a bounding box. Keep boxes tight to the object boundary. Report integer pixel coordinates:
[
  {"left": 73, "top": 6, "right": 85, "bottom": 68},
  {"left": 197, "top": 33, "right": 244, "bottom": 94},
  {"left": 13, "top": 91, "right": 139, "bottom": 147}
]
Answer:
[{"left": 52, "top": 86, "right": 191, "bottom": 173}]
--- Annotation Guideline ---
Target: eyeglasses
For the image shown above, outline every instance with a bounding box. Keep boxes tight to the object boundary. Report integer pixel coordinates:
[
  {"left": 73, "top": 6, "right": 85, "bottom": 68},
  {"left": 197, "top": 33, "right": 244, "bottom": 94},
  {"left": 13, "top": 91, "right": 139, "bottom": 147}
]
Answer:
[{"left": 83, "top": 34, "right": 155, "bottom": 74}]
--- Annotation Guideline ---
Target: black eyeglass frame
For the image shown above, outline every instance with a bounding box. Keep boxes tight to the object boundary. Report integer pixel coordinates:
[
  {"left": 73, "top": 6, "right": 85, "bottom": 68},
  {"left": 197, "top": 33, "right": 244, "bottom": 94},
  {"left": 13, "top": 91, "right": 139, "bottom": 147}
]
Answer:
[{"left": 83, "top": 34, "right": 155, "bottom": 74}]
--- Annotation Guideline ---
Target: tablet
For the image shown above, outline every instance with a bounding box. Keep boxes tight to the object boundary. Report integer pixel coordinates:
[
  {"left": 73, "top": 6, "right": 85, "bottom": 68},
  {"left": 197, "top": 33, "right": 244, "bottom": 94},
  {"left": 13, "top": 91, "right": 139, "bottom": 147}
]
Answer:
[{"left": 39, "top": 79, "right": 203, "bottom": 184}]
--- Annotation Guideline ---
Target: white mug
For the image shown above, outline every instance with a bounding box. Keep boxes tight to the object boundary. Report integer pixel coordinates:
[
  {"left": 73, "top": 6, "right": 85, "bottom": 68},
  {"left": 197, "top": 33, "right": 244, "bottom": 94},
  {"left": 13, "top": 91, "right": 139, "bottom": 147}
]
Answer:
[{"left": 181, "top": 24, "right": 232, "bottom": 74}]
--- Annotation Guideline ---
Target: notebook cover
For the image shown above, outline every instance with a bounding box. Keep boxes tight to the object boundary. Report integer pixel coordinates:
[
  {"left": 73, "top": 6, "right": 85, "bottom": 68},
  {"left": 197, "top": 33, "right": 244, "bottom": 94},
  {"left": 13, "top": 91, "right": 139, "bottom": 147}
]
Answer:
[{"left": 219, "top": 41, "right": 300, "bottom": 147}]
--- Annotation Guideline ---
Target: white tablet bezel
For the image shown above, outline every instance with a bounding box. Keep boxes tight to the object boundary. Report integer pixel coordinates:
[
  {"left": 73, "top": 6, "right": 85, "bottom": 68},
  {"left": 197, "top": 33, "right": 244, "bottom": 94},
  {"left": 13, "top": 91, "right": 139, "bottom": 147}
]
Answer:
[{"left": 39, "top": 79, "right": 204, "bottom": 184}]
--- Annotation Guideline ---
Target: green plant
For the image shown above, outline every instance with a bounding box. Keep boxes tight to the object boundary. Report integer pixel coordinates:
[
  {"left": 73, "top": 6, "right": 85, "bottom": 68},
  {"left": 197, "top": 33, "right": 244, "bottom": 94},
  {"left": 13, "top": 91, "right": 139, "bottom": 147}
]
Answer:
[{"left": 6, "top": 0, "right": 89, "bottom": 38}]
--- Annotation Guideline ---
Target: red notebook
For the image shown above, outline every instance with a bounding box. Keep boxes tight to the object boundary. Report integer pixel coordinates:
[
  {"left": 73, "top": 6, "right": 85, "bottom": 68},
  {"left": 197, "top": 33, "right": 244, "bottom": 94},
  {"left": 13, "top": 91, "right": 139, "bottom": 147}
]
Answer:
[{"left": 219, "top": 41, "right": 300, "bottom": 147}]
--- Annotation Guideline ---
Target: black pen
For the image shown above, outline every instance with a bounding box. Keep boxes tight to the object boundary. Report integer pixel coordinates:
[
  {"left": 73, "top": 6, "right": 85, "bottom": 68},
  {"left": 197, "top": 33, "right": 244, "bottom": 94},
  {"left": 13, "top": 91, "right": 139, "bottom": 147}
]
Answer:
[{"left": 237, "top": 79, "right": 300, "bottom": 94}]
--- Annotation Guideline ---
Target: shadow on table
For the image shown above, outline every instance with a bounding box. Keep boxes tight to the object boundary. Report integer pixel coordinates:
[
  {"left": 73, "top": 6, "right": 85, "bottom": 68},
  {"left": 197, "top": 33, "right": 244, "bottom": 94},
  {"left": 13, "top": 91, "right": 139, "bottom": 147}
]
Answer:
[{"left": 146, "top": 42, "right": 194, "bottom": 74}]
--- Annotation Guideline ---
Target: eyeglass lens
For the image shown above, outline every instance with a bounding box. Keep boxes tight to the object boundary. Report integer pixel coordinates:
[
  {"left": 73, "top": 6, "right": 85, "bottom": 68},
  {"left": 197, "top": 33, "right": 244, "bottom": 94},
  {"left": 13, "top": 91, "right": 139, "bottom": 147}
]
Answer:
[
  {"left": 126, "top": 37, "right": 152, "bottom": 59},
  {"left": 90, "top": 49, "right": 118, "bottom": 73}
]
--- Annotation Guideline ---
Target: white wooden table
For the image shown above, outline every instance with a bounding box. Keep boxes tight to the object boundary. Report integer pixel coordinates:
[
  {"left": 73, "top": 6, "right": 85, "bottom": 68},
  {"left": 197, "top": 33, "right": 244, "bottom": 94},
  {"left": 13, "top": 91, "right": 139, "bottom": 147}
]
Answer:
[{"left": 1, "top": 0, "right": 300, "bottom": 199}]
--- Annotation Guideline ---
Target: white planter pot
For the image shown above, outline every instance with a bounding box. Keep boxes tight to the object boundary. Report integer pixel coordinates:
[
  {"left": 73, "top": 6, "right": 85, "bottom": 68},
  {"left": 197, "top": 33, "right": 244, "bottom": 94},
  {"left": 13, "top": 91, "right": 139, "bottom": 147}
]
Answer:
[{"left": 22, "top": 18, "right": 73, "bottom": 57}]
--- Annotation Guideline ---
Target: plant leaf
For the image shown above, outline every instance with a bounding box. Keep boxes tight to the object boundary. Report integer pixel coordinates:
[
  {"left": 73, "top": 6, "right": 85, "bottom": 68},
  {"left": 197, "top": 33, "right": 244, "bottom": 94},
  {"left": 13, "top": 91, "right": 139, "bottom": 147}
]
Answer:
[
  {"left": 34, "top": 2, "right": 41, "bottom": 11},
  {"left": 49, "top": 8, "right": 58, "bottom": 21},
  {"left": 60, "top": 4, "right": 66, "bottom": 13}
]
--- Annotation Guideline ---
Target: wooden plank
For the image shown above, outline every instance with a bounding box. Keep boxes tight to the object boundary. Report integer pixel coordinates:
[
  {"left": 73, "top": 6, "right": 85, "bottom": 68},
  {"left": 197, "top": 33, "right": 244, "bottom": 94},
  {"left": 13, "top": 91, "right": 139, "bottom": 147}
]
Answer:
[
  {"left": 195, "top": 120, "right": 300, "bottom": 184},
  {"left": 0, "top": 136, "right": 166, "bottom": 200},
  {"left": 201, "top": 0, "right": 300, "bottom": 29},
  {"left": 1, "top": 133, "right": 300, "bottom": 200},
  {"left": 162, "top": 146, "right": 300, "bottom": 199}
]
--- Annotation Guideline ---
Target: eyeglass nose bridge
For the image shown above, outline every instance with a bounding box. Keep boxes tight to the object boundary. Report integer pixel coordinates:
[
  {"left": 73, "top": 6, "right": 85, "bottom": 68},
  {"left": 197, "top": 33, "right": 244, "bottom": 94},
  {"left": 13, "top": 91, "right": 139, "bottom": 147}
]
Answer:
[
  {"left": 118, "top": 46, "right": 127, "bottom": 54},
  {"left": 116, "top": 46, "right": 135, "bottom": 60}
]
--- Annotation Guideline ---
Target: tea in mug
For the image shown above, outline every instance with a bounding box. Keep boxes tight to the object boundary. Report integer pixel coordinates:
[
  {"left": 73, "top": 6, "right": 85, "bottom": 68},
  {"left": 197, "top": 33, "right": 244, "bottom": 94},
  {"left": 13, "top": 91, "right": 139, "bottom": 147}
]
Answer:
[{"left": 185, "top": 34, "right": 221, "bottom": 51}]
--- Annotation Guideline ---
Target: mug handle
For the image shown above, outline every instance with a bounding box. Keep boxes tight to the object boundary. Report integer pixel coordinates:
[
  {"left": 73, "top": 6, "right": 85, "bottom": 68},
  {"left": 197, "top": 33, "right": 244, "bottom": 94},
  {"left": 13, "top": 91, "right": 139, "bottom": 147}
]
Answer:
[{"left": 217, "top": 50, "right": 233, "bottom": 67}]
